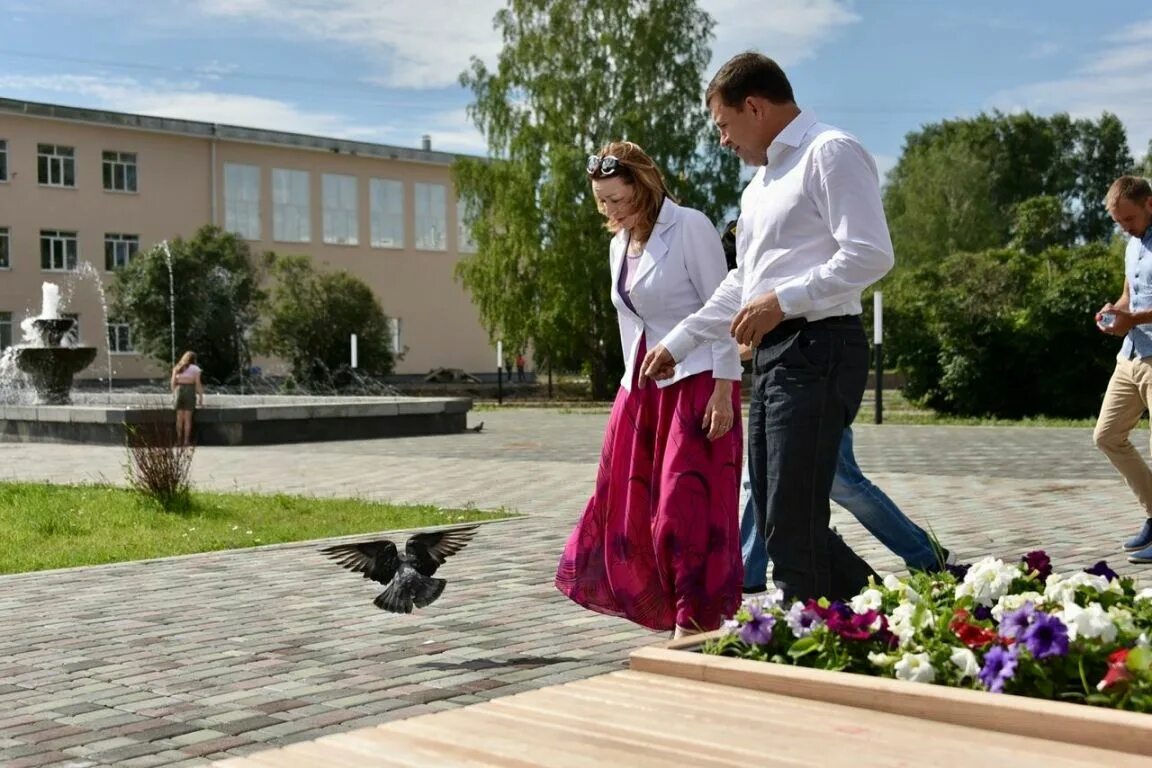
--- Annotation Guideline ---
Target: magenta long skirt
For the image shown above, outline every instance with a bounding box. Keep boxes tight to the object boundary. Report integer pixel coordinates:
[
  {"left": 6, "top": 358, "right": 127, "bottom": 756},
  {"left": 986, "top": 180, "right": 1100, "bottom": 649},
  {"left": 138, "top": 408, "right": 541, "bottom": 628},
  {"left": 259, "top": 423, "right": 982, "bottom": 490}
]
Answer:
[{"left": 555, "top": 343, "right": 743, "bottom": 632}]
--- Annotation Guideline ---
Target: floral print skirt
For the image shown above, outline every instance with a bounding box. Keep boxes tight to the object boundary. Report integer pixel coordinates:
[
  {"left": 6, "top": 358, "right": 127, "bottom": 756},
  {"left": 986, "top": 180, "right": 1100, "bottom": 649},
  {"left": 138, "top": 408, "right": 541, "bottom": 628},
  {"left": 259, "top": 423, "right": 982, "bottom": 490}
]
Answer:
[{"left": 555, "top": 340, "right": 743, "bottom": 631}]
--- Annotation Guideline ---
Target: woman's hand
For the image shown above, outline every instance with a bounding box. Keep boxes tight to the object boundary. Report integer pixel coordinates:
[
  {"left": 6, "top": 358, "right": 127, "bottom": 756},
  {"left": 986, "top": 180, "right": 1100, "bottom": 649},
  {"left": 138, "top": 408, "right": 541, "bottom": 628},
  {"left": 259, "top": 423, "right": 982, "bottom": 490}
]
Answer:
[{"left": 702, "top": 380, "right": 735, "bottom": 441}]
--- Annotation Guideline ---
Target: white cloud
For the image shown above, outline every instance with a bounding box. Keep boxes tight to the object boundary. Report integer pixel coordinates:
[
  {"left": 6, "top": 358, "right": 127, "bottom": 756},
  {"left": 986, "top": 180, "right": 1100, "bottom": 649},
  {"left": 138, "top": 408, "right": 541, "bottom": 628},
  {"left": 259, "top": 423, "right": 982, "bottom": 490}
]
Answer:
[
  {"left": 191, "top": 0, "right": 505, "bottom": 89},
  {"left": 705, "top": 0, "right": 860, "bottom": 69},
  {"left": 990, "top": 18, "right": 1152, "bottom": 157},
  {"left": 187, "top": 0, "right": 859, "bottom": 89}
]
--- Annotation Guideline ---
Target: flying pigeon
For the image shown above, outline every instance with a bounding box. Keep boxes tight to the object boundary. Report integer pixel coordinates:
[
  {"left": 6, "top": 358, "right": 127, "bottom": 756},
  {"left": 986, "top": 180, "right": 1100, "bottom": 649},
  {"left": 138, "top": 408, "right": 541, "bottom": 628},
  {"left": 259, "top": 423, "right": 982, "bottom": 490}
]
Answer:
[{"left": 320, "top": 525, "right": 478, "bottom": 613}]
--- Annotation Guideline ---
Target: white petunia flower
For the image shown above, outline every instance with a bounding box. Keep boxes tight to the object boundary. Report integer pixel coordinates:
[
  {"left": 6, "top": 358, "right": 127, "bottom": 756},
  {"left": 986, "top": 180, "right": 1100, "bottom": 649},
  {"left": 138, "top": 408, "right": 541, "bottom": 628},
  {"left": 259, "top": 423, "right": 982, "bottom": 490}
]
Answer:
[
  {"left": 868, "top": 651, "right": 895, "bottom": 667},
  {"left": 1059, "top": 602, "right": 1117, "bottom": 643},
  {"left": 888, "top": 602, "right": 931, "bottom": 648},
  {"left": 894, "top": 652, "right": 936, "bottom": 684},
  {"left": 850, "top": 588, "right": 884, "bottom": 614},
  {"left": 882, "top": 573, "right": 903, "bottom": 592},
  {"left": 949, "top": 647, "right": 980, "bottom": 678},
  {"left": 955, "top": 558, "right": 1017, "bottom": 606},
  {"left": 1045, "top": 572, "right": 1121, "bottom": 605}
]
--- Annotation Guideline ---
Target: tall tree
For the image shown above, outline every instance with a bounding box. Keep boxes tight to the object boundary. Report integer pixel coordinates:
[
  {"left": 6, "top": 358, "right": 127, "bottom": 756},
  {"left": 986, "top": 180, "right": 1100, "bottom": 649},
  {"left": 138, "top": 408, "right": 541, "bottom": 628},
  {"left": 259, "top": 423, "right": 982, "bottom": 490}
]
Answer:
[
  {"left": 884, "top": 111, "right": 1134, "bottom": 267},
  {"left": 110, "top": 226, "right": 263, "bottom": 384},
  {"left": 454, "top": 0, "right": 740, "bottom": 398}
]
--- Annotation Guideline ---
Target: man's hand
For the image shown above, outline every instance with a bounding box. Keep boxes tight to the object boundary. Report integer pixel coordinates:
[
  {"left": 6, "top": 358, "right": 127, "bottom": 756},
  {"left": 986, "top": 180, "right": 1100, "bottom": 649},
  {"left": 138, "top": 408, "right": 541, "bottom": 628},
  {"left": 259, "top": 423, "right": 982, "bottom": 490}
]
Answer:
[
  {"left": 1098, "top": 303, "right": 1136, "bottom": 336},
  {"left": 638, "top": 344, "right": 676, "bottom": 387},
  {"left": 731, "top": 290, "right": 784, "bottom": 347}
]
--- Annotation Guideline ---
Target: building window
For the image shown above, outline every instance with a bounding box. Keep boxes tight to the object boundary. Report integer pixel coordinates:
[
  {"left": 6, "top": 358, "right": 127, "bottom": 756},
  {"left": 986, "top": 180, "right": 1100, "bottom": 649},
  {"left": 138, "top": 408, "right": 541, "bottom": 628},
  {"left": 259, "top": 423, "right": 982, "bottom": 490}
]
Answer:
[
  {"left": 457, "top": 197, "right": 477, "bottom": 253},
  {"left": 40, "top": 230, "right": 78, "bottom": 271},
  {"left": 0, "top": 227, "right": 8, "bottom": 269},
  {"left": 414, "top": 182, "right": 447, "bottom": 251},
  {"left": 370, "top": 178, "right": 404, "bottom": 248},
  {"left": 104, "top": 233, "right": 139, "bottom": 271},
  {"left": 224, "top": 163, "right": 261, "bottom": 240},
  {"left": 107, "top": 321, "right": 133, "bottom": 353},
  {"left": 38, "top": 144, "right": 76, "bottom": 187},
  {"left": 0, "top": 140, "right": 7, "bottom": 182},
  {"left": 0, "top": 312, "right": 10, "bottom": 351},
  {"left": 102, "top": 151, "right": 138, "bottom": 192},
  {"left": 388, "top": 317, "right": 402, "bottom": 355},
  {"left": 272, "top": 168, "right": 310, "bottom": 243},
  {"left": 322, "top": 173, "right": 358, "bottom": 245}
]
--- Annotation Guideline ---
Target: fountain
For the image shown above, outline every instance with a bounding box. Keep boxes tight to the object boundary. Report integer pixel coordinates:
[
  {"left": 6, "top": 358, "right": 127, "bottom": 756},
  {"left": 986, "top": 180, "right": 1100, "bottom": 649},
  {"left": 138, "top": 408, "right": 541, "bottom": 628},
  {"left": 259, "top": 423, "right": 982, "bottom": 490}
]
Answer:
[
  {"left": 0, "top": 272, "right": 472, "bottom": 445},
  {"left": 9, "top": 283, "right": 97, "bottom": 405}
]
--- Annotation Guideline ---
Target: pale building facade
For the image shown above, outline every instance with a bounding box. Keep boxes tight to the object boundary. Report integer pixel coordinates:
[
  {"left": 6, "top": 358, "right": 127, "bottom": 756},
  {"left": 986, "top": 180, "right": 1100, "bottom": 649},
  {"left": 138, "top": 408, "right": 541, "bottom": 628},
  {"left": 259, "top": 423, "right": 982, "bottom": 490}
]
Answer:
[{"left": 0, "top": 98, "right": 496, "bottom": 382}]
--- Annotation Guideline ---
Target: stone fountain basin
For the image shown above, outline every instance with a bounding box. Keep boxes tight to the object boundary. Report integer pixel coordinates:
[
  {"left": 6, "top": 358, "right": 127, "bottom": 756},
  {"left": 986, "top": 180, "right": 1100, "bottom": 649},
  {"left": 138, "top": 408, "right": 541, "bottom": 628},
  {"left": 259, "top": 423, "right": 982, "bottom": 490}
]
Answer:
[{"left": 0, "top": 394, "right": 472, "bottom": 445}]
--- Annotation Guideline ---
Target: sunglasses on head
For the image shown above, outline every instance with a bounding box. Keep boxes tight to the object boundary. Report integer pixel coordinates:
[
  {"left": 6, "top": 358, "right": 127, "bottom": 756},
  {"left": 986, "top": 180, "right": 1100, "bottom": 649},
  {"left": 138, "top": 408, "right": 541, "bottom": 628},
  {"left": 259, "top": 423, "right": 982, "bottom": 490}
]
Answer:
[{"left": 587, "top": 154, "right": 622, "bottom": 177}]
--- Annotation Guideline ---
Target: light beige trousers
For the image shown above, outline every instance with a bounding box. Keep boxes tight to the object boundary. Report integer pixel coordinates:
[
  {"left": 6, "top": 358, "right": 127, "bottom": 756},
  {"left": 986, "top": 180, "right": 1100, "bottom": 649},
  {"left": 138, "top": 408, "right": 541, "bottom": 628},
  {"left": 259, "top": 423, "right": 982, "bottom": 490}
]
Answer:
[{"left": 1094, "top": 356, "right": 1152, "bottom": 517}]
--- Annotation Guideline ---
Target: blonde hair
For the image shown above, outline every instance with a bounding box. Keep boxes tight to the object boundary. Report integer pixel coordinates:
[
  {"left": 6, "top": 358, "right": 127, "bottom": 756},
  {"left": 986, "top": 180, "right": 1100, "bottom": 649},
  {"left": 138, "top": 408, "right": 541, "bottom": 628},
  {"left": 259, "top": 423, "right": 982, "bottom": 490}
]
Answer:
[
  {"left": 589, "top": 141, "right": 676, "bottom": 244},
  {"left": 1106, "top": 175, "right": 1152, "bottom": 211},
  {"left": 174, "top": 351, "right": 197, "bottom": 375}
]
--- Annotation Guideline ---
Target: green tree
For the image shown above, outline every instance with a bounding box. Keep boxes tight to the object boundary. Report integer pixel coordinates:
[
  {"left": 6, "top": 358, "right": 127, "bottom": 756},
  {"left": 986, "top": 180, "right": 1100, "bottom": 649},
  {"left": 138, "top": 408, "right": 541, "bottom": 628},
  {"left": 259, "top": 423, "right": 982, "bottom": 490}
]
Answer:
[
  {"left": 110, "top": 225, "right": 263, "bottom": 384},
  {"left": 884, "top": 111, "right": 1134, "bottom": 267},
  {"left": 253, "top": 255, "right": 395, "bottom": 388},
  {"left": 454, "top": 0, "right": 741, "bottom": 398}
]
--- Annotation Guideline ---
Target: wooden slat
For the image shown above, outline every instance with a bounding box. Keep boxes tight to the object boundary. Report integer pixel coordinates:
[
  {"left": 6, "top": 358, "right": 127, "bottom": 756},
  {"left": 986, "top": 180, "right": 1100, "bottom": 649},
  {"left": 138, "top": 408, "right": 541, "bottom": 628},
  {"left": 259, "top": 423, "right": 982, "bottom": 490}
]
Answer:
[{"left": 217, "top": 670, "right": 1152, "bottom": 767}]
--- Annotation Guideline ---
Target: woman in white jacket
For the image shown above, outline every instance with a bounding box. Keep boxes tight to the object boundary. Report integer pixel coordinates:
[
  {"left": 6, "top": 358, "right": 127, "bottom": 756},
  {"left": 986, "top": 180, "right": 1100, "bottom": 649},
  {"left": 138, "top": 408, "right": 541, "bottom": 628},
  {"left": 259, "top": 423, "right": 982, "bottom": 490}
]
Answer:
[{"left": 555, "top": 141, "right": 743, "bottom": 638}]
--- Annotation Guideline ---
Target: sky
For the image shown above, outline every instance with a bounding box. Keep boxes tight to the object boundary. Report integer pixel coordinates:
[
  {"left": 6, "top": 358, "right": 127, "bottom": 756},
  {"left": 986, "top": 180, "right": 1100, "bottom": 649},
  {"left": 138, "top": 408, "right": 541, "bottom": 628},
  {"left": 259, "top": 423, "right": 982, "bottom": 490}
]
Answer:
[{"left": 1, "top": 0, "right": 1149, "bottom": 182}]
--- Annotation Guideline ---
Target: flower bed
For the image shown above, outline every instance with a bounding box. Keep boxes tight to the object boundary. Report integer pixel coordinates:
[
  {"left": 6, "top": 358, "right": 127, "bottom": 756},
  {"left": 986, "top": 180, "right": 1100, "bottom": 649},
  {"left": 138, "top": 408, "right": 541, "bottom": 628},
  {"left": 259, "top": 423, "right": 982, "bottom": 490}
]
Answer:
[{"left": 703, "top": 552, "right": 1152, "bottom": 711}]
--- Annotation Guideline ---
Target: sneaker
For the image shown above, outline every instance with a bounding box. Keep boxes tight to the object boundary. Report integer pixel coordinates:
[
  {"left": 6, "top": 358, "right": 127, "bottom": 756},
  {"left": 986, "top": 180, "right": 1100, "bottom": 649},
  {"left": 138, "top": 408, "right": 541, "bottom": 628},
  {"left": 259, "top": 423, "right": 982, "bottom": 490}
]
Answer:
[
  {"left": 1123, "top": 519, "right": 1152, "bottom": 552},
  {"left": 1128, "top": 542, "right": 1152, "bottom": 564}
]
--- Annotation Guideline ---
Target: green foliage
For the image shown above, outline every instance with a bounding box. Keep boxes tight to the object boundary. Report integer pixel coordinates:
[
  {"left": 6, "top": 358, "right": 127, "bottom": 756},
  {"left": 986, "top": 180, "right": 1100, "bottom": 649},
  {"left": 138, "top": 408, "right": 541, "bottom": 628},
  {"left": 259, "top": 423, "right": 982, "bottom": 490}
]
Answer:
[
  {"left": 885, "top": 111, "right": 1134, "bottom": 268},
  {"left": 252, "top": 254, "right": 395, "bottom": 387},
  {"left": 109, "top": 226, "right": 264, "bottom": 384},
  {"left": 884, "top": 240, "right": 1125, "bottom": 417},
  {"left": 454, "top": 0, "right": 741, "bottom": 398}
]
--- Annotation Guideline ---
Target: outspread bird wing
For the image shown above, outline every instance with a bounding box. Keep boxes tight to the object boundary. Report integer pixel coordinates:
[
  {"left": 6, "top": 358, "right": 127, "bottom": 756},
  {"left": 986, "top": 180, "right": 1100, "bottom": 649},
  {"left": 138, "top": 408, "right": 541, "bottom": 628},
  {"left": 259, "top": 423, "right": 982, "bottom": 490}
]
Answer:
[
  {"left": 319, "top": 538, "right": 401, "bottom": 585},
  {"left": 405, "top": 525, "right": 479, "bottom": 576}
]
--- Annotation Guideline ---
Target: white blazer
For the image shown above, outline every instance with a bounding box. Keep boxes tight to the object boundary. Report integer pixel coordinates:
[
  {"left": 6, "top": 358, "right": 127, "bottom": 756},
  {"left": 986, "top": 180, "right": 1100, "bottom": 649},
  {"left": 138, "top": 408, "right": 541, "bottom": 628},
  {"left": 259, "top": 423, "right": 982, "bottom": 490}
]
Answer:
[{"left": 611, "top": 198, "right": 742, "bottom": 390}]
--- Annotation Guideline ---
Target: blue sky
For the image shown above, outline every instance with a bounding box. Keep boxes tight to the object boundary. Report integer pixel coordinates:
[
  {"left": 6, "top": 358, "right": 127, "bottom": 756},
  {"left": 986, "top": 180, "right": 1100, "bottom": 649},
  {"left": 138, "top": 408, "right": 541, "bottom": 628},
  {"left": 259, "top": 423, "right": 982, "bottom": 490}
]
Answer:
[{"left": 1, "top": 0, "right": 1149, "bottom": 181}]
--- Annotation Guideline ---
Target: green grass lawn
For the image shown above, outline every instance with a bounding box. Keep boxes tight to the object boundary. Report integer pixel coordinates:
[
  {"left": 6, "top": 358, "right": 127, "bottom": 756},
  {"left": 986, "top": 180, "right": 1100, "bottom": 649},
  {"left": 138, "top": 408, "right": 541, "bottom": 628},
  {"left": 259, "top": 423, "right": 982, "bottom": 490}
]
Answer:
[{"left": 0, "top": 482, "right": 512, "bottom": 575}]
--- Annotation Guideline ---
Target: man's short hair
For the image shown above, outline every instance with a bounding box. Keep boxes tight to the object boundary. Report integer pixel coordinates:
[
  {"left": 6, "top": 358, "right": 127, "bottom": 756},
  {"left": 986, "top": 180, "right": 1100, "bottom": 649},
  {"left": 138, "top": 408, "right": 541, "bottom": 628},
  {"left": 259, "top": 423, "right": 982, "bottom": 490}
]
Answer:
[
  {"left": 1106, "top": 175, "right": 1152, "bottom": 210},
  {"left": 706, "top": 52, "right": 795, "bottom": 109}
]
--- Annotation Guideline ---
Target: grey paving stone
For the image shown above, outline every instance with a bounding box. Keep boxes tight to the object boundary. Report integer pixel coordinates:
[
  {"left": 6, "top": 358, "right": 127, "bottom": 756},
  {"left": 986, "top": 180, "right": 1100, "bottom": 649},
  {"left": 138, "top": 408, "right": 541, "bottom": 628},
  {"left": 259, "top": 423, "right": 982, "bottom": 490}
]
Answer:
[{"left": 2, "top": 411, "right": 1151, "bottom": 766}]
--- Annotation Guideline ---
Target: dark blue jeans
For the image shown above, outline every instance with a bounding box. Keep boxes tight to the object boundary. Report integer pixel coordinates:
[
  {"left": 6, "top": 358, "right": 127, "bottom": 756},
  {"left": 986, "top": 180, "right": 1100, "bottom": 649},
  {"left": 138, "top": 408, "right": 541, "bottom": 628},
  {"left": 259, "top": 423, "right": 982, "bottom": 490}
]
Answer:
[
  {"left": 741, "top": 426, "right": 940, "bottom": 588},
  {"left": 747, "top": 316, "right": 876, "bottom": 601}
]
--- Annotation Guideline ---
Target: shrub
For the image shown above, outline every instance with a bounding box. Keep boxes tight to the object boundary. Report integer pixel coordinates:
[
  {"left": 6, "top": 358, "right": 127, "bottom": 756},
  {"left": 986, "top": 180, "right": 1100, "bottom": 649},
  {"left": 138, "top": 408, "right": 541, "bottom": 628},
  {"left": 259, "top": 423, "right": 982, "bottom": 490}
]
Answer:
[{"left": 125, "top": 422, "right": 194, "bottom": 511}]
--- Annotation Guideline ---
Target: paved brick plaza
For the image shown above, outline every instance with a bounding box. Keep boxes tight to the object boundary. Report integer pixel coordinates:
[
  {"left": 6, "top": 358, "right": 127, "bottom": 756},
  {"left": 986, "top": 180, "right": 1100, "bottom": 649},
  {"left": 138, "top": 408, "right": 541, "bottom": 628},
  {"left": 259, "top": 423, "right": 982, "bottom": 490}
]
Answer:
[{"left": 0, "top": 410, "right": 1149, "bottom": 766}]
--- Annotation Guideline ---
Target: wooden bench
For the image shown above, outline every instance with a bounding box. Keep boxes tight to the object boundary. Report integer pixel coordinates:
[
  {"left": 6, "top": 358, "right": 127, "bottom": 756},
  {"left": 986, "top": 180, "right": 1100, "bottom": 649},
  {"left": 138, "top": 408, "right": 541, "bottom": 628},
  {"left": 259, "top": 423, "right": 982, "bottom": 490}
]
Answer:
[{"left": 216, "top": 667, "right": 1151, "bottom": 767}]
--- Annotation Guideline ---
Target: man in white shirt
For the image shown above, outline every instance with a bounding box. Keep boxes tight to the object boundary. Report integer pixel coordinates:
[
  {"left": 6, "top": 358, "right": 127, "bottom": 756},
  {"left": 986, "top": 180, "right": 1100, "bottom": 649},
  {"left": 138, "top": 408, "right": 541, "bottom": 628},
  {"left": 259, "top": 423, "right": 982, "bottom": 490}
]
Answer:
[{"left": 639, "top": 52, "right": 895, "bottom": 601}]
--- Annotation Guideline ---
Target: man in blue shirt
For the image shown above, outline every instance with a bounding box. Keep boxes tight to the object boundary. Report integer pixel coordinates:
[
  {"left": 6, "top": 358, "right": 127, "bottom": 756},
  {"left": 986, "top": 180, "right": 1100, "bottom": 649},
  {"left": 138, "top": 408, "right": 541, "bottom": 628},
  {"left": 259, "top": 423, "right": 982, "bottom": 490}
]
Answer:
[{"left": 1094, "top": 175, "right": 1152, "bottom": 564}]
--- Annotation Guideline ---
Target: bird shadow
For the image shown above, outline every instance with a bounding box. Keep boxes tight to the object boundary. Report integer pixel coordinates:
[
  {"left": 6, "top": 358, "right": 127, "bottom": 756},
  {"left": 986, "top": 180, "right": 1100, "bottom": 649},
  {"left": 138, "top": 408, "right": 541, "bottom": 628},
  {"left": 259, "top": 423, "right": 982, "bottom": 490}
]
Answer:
[{"left": 418, "top": 655, "right": 583, "bottom": 671}]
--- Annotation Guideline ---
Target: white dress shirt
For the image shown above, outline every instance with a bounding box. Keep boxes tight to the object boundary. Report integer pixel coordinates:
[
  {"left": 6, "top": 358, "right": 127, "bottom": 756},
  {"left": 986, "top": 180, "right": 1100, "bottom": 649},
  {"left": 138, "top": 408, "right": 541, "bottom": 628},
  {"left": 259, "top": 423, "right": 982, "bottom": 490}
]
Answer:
[
  {"left": 612, "top": 198, "right": 742, "bottom": 390},
  {"left": 661, "top": 110, "right": 894, "bottom": 362}
]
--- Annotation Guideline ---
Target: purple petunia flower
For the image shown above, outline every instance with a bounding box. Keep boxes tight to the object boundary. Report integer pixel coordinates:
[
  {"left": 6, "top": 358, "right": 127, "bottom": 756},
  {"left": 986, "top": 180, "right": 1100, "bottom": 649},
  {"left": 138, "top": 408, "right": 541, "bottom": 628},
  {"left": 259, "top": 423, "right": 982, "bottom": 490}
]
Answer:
[
  {"left": 979, "top": 645, "right": 1019, "bottom": 693},
  {"left": 739, "top": 605, "right": 776, "bottom": 645},
  {"left": 1021, "top": 612, "right": 1070, "bottom": 660},
  {"left": 999, "top": 602, "right": 1036, "bottom": 639},
  {"left": 1022, "top": 550, "right": 1052, "bottom": 581},
  {"left": 1084, "top": 560, "right": 1120, "bottom": 582},
  {"left": 972, "top": 605, "right": 994, "bottom": 621}
]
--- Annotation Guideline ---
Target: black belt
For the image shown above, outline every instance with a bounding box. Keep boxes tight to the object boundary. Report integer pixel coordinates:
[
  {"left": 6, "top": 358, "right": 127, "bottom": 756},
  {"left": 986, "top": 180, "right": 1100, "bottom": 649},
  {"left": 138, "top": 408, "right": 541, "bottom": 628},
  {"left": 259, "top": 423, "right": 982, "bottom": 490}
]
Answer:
[{"left": 758, "top": 315, "right": 860, "bottom": 346}]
